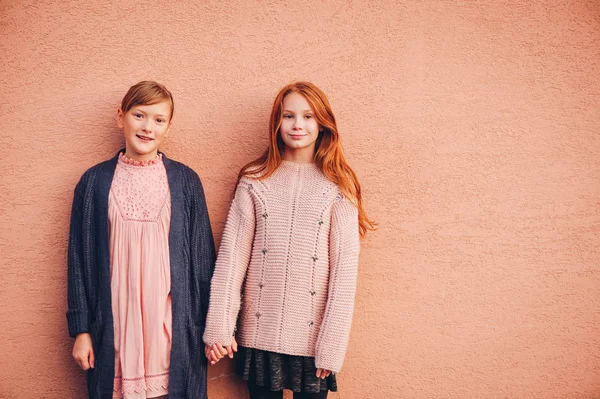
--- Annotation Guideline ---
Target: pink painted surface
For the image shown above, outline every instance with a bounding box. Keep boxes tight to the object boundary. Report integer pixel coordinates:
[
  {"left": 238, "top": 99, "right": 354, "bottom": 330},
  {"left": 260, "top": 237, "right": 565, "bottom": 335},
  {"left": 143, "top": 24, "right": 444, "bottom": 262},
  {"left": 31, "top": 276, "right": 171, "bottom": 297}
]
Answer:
[{"left": 0, "top": 1, "right": 599, "bottom": 398}]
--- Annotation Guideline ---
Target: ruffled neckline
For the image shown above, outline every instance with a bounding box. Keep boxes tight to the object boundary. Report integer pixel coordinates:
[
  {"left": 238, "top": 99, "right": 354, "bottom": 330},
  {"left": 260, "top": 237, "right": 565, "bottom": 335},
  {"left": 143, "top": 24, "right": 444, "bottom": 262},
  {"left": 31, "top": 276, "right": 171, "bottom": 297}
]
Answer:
[{"left": 118, "top": 152, "right": 162, "bottom": 167}]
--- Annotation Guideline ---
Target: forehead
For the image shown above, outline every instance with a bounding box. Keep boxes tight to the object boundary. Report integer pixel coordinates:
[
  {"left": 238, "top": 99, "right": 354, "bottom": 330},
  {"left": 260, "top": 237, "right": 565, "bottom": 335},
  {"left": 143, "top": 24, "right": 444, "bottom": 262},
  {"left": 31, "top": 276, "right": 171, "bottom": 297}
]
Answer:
[
  {"left": 283, "top": 92, "right": 312, "bottom": 110},
  {"left": 131, "top": 100, "right": 172, "bottom": 116}
]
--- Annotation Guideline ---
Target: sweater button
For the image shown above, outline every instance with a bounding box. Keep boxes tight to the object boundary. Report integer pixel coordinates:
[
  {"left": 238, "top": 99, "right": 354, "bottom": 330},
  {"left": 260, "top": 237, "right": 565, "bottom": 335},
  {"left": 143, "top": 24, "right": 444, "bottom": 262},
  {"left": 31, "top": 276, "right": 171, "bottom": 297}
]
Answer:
[
  {"left": 256, "top": 312, "right": 261, "bottom": 318},
  {"left": 310, "top": 290, "right": 316, "bottom": 296},
  {"left": 262, "top": 212, "right": 268, "bottom": 218},
  {"left": 312, "top": 256, "right": 318, "bottom": 262},
  {"left": 308, "top": 321, "right": 314, "bottom": 326},
  {"left": 262, "top": 248, "right": 268, "bottom": 255},
  {"left": 248, "top": 184, "right": 253, "bottom": 191},
  {"left": 318, "top": 219, "right": 324, "bottom": 225},
  {"left": 259, "top": 282, "right": 264, "bottom": 288}
]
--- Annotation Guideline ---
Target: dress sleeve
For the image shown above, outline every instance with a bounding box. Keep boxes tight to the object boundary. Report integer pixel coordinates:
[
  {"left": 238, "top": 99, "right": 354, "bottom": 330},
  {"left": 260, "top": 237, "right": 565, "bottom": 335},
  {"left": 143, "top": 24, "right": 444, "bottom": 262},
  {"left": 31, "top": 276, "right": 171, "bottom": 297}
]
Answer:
[
  {"left": 314, "top": 197, "right": 360, "bottom": 372},
  {"left": 203, "top": 180, "right": 256, "bottom": 346}
]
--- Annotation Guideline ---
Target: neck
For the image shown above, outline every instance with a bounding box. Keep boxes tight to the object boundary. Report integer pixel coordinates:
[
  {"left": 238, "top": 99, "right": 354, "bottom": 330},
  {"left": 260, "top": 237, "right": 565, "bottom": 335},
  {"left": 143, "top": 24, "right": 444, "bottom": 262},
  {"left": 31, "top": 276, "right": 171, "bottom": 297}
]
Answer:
[
  {"left": 124, "top": 148, "right": 158, "bottom": 162},
  {"left": 282, "top": 147, "right": 315, "bottom": 164}
]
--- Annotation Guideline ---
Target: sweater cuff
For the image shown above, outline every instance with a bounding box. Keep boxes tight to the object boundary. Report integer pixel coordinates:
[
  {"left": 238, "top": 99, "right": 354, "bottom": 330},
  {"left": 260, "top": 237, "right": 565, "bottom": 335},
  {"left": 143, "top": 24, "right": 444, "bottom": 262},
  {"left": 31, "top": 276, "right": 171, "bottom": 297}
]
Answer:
[
  {"left": 202, "top": 329, "right": 234, "bottom": 347},
  {"left": 66, "top": 310, "right": 89, "bottom": 338},
  {"left": 314, "top": 353, "right": 343, "bottom": 374}
]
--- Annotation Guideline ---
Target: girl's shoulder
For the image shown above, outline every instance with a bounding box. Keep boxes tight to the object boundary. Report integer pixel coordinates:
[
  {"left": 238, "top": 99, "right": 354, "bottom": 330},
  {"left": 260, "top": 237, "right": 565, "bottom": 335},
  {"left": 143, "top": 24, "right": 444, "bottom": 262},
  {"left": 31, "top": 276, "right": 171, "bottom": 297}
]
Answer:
[
  {"left": 75, "top": 157, "right": 116, "bottom": 189},
  {"left": 166, "top": 158, "right": 200, "bottom": 180},
  {"left": 154, "top": 153, "right": 203, "bottom": 183},
  {"left": 236, "top": 176, "right": 260, "bottom": 196},
  {"left": 238, "top": 174, "right": 259, "bottom": 185},
  {"left": 162, "top": 157, "right": 208, "bottom": 196}
]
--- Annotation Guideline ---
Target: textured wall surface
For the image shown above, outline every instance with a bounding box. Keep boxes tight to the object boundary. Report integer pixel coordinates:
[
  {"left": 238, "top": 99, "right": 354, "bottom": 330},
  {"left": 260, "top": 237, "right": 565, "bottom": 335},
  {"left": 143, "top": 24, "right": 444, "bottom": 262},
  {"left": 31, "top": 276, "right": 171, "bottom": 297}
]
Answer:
[{"left": 1, "top": 1, "right": 599, "bottom": 398}]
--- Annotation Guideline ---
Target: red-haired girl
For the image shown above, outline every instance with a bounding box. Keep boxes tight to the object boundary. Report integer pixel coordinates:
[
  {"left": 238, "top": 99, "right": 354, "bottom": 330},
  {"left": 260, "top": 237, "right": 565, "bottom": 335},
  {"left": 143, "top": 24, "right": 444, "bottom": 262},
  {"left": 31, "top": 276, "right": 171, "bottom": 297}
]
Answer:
[
  {"left": 203, "top": 82, "right": 375, "bottom": 399},
  {"left": 67, "top": 81, "right": 215, "bottom": 399}
]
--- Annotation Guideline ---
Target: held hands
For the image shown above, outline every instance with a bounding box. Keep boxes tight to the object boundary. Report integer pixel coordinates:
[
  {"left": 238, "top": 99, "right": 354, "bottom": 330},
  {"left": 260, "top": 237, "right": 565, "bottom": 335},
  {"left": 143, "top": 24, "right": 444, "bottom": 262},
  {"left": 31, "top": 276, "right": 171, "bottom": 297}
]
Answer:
[
  {"left": 204, "top": 335, "right": 238, "bottom": 366},
  {"left": 72, "top": 333, "right": 95, "bottom": 370},
  {"left": 202, "top": 336, "right": 332, "bottom": 379}
]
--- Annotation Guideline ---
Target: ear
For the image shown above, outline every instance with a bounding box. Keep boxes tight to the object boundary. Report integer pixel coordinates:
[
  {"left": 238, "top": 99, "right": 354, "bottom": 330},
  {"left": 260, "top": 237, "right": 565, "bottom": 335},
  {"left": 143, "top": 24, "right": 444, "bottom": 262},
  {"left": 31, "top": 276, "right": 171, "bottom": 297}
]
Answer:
[{"left": 116, "top": 108, "right": 124, "bottom": 129}]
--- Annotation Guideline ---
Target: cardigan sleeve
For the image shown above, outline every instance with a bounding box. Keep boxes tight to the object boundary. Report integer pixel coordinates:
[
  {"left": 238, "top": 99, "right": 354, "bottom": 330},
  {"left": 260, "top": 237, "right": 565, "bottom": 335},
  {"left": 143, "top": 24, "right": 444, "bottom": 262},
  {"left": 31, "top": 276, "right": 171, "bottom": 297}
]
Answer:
[
  {"left": 66, "top": 176, "right": 91, "bottom": 338},
  {"left": 186, "top": 168, "right": 217, "bottom": 320},
  {"left": 203, "top": 180, "right": 256, "bottom": 347},
  {"left": 314, "top": 197, "right": 360, "bottom": 373}
]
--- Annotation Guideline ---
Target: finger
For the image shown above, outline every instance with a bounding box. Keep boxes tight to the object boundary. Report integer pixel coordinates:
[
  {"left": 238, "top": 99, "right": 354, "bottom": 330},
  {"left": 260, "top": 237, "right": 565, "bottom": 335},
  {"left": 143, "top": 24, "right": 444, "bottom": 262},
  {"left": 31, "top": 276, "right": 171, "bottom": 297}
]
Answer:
[
  {"left": 89, "top": 348, "right": 95, "bottom": 369},
  {"left": 227, "top": 345, "right": 234, "bottom": 359},
  {"left": 212, "top": 344, "right": 225, "bottom": 359},
  {"left": 209, "top": 349, "right": 220, "bottom": 364},
  {"left": 232, "top": 338, "right": 238, "bottom": 352},
  {"left": 316, "top": 368, "right": 322, "bottom": 378},
  {"left": 216, "top": 343, "right": 228, "bottom": 356},
  {"left": 206, "top": 345, "right": 215, "bottom": 359},
  {"left": 81, "top": 357, "right": 90, "bottom": 371},
  {"left": 210, "top": 345, "right": 221, "bottom": 360},
  {"left": 210, "top": 344, "right": 219, "bottom": 359},
  {"left": 324, "top": 370, "right": 331, "bottom": 378}
]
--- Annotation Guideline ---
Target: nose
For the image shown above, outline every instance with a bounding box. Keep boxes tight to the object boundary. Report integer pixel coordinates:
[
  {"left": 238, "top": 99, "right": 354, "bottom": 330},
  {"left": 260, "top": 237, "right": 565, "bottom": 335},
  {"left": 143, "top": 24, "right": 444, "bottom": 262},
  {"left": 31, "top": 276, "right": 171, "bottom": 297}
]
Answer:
[
  {"left": 143, "top": 120, "right": 153, "bottom": 133},
  {"left": 293, "top": 117, "right": 302, "bottom": 130}
]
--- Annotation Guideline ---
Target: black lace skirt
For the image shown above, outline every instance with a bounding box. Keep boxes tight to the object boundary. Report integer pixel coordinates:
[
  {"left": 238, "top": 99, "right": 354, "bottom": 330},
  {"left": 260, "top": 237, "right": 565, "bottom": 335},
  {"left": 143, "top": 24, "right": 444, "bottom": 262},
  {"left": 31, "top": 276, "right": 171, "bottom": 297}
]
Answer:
[{"left": 236, "top": 346, "right": 338, "bottom": 393}]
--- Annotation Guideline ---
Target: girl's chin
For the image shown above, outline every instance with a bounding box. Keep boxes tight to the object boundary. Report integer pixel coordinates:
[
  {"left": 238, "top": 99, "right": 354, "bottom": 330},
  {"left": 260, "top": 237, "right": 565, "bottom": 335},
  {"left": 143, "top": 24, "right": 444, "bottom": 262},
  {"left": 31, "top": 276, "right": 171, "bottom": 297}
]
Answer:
[{"left": 127, "top": 141, "right": 157, "bottom": 151}]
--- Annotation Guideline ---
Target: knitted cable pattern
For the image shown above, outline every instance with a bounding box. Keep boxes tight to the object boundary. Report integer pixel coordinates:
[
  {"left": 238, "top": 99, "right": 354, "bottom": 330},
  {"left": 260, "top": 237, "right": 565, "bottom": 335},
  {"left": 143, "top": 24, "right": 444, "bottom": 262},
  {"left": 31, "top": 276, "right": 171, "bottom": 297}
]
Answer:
[{"left": 203, "top": 161, "right": 360, "bottom": 373}]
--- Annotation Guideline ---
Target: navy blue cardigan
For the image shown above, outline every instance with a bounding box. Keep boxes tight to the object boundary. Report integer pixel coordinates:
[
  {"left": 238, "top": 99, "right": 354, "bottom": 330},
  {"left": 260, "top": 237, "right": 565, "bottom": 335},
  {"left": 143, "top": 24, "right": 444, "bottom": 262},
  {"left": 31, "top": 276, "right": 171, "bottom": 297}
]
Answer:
[{"left": 66, "top": 151, "right": 216, "bottom": 398}]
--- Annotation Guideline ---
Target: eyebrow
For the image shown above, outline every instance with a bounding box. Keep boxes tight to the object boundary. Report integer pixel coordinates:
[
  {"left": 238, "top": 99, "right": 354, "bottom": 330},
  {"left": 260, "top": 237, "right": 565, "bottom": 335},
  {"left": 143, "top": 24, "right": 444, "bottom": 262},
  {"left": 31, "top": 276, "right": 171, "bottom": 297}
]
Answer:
[
  {"left": 282, "top": 109, "right": 313, "bottom": 113},
  {"left": 130, "top": 108, "right": 169, "bottom": 118}
]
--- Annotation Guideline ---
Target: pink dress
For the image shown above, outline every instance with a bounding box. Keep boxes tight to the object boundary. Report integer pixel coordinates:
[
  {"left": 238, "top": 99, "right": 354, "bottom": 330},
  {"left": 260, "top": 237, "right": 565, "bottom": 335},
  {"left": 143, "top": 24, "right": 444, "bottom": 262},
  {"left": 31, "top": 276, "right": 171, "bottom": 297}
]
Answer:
[{"left": 108, "top": 153, "right": 172, "bottom": 399}]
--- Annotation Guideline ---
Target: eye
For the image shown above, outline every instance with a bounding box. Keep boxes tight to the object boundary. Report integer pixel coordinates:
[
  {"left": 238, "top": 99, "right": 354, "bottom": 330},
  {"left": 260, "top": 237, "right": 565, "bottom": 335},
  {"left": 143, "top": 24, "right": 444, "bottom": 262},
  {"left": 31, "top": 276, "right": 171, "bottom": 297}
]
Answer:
[
  {"left": 283, "top": 114, "right": 293, "bottom": 119},
  {"left": 305, "top": 114, "right": 313, "bottom": 119},
  {"left": 134, "top": 113, "right": 143, "bottom": 118},
  {"left": 156, "top": 118, "right": 165, "bottom": 123}
]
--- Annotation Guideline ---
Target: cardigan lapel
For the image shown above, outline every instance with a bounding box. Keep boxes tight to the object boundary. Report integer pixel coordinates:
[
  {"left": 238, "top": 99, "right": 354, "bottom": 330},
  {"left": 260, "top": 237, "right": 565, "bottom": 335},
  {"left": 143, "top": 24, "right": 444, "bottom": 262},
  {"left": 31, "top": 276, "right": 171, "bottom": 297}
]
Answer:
[
  {"left": 96, "top": 151, "right": 119, "bottom": 317},
  {"left": 163, "top": 153, "right": 188, "bottom": 393}
]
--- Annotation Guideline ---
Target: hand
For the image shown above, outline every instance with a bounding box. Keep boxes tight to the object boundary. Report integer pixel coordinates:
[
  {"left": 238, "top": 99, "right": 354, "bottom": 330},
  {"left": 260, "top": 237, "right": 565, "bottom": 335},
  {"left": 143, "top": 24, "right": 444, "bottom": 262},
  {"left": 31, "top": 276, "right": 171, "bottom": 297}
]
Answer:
[
  {"left": 204, "top": 344, "right": 222, "bottom": 365},
  {"left": 72, "top": 333, "right": 95, "bottom": 370},
  {"left": 205, "top": 336, "right": 238, "bottom": 366},
  {"left": 229, "top": 335, "right": 238, "bottom": 357},
  {"left": 316, "top": 368, "right": 332, "bottom": 379}
]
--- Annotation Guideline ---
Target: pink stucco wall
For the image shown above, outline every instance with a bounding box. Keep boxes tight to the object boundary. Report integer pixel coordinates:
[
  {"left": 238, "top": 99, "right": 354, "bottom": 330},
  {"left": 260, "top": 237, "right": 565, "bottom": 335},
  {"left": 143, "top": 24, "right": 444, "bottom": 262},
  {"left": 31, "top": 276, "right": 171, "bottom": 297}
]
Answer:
[{"left": 1, "top": 1, "right": 599, "bottom": 398}]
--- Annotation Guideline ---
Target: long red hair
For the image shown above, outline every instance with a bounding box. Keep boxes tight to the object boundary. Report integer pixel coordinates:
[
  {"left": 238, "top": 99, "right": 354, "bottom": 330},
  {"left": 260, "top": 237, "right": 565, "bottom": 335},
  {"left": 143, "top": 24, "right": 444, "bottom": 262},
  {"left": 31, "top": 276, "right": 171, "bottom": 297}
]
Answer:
[{"left": 239, "top": 81, "right": 376, "bottom": 237}]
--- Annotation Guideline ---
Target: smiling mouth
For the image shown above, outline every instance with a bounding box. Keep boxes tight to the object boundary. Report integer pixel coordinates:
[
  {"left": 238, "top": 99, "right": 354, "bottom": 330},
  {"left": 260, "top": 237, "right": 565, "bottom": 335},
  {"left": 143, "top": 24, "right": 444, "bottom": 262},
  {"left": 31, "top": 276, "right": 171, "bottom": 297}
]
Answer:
[{"left": 136, "top": 135, "right": 154, "bottom": 142}]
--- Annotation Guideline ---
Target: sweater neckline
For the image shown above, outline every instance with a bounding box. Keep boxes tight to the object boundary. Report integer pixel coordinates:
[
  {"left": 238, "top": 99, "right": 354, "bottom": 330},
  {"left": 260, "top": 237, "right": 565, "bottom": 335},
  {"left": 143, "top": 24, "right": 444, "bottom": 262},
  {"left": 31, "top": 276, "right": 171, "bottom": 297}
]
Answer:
[
  {"left": 280, "top": 160, "right": 319, "bottom": 169},
  {"left": 119, "top": 152, "right": 163, "bottom": 167}
]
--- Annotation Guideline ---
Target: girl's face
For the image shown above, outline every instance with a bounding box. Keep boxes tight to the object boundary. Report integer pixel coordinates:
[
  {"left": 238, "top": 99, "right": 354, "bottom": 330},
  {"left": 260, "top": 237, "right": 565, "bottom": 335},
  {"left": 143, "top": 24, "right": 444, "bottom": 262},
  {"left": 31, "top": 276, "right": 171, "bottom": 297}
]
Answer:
[
  {"left": 279, "top": 92, "right": 320, "bottom": 156},
  {"left": 117, "top": 101, "right": 171, "bottom": 161}
]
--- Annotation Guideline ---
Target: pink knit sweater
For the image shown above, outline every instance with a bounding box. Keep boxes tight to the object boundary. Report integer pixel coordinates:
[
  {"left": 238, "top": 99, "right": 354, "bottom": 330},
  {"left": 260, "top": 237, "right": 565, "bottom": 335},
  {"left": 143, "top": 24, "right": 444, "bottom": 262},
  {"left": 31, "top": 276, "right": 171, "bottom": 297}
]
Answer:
[{"left": 203, "top": 160, "right": 360, "bottom": 372}]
